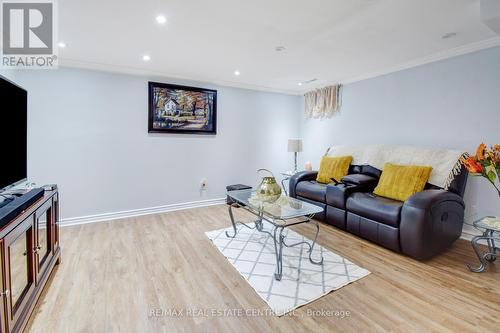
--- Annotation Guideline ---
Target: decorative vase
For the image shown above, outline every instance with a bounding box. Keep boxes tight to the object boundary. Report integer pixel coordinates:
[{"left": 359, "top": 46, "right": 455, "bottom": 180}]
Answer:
[{"left": 256, "top": 169, "right": 282, "bottom": 203}]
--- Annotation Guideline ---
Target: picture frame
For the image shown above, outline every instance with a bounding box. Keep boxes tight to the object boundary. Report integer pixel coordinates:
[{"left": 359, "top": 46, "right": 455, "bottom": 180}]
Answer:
[{"left": 148, "top": 81, "right": 217, "bottom": 134}]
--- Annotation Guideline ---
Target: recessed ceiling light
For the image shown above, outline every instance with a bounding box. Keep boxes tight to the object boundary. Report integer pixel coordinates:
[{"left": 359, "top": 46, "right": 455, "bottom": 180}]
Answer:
[
  {"left": 234, "top": 70, "right": 240, "bottom": 76},
  {"left": 142, "top": 55, "right": 151, "bottom": 61},
  {"left": 57, "top": 42, "right": 66, "bottom": 48},
  {"left": 298, "top": 78, "right": 318, "bottom": 86},
  {"left": 441, "top": 32, "right": 457, "bottom": 39},
  {"left": 156, "top": 15, "right": 167, "bottom": 24}
]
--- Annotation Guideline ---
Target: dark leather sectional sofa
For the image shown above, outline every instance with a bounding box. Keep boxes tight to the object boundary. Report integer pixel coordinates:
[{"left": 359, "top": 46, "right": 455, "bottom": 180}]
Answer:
[{"left": 289, "top": 164, "right": 468, "bottom": 260}]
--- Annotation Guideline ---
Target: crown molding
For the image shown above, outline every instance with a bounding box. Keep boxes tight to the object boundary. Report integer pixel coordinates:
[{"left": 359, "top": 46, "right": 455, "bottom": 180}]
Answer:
[
  {"left": 59, "top": 58, "right": 300, "bottom": 96},
  {"left": 60, "top": 37, "right": 500, "bottom": 96},
  {"left": 339, "top": 37, "right": 500, "bottom": 85}
]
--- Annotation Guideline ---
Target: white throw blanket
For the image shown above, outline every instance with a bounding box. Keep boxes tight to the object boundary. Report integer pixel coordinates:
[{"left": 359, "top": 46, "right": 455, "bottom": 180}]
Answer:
[{"left": 327, "top": 145, "right": 467, "bottom": 189}]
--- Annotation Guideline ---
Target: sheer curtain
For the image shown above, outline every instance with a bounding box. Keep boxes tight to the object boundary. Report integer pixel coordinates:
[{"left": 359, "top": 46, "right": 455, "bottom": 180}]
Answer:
[{"left": 304, "top": 85, "right": 342, "bottom": 118}]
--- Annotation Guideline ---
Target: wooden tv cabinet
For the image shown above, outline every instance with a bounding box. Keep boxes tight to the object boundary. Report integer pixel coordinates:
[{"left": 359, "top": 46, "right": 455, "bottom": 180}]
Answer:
[{"left": 0, "top": 188, "right": 60, "bottom": 333}]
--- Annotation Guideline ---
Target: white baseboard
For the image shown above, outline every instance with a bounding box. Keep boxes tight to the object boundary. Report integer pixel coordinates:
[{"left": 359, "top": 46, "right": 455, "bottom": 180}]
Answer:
[
  {"left": 460, "top": 232, "right": 476, "bottom": 241},
  {"left": 460, "top": 216, "right": 482, "bottom": 241},
  {"left": 59, "top": 197, "right": 226, "bottom": 227},
  {"left": 59, "top": 200, "right": 484, "bottom": 245},
  {"left": 460, "top": 225, "right": 482, "bottom": 241}
]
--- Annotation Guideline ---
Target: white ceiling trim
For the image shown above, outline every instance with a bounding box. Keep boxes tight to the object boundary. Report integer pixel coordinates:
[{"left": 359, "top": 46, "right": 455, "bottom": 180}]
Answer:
[
  {"left": 60, "top": 36, "right": 500, "bottom": 96},
  {"left": 339, "top": 37, "right": 500, "bottom": 85},
  {"left": 59, "top": 58, "right": 299, "bottom": 96}
]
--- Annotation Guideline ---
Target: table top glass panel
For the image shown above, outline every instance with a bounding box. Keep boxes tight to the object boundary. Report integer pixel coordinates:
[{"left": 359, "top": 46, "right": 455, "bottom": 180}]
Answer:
[
  {"left": 474, "top": 216, "right": 500, "bottom": 232},
  {"left": 227, "top": 189, "right": 323, "bottom": 220}
]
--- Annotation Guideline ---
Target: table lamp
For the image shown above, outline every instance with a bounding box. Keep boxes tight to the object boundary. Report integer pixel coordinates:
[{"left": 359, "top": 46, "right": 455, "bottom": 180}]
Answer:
[{"left": 288, "top": 139, "right": 303, "bottom": 173}]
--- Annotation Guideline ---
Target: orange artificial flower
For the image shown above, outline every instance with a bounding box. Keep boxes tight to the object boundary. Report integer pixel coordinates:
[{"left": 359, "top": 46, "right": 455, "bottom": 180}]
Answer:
[
  {"left": 476, "top": 143, "right": 486, "bottom": 161},
  {"left": 461, "top": 156, "right": 483, "bottom": 174},
  {"left": 464, "top": 142, "right": 500, "bottom": 198},
  {"left": 493, "top": 145, "right": 500, "bottom": 164}
]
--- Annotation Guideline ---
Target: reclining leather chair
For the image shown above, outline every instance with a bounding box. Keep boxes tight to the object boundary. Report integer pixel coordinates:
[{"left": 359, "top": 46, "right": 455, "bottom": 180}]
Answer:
[{"left": 289, "top": 164, "right": 468, "bottom": 260}]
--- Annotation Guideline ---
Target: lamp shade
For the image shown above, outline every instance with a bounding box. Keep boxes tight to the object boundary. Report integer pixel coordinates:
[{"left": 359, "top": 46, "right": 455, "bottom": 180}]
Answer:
[{"left": 288, "top": 139, "right": 303, "bottom": 153}]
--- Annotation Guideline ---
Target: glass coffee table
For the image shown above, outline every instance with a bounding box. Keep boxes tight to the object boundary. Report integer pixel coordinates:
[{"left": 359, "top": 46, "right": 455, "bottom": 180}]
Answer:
[{"left": 226, "top": 189, "right": 324, "bottom": 280}]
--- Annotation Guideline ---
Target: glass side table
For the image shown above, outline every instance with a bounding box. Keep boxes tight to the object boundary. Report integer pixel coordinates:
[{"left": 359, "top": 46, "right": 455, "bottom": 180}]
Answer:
[{"left": 466, "top": 216, "right": 500, "bottom": 273}]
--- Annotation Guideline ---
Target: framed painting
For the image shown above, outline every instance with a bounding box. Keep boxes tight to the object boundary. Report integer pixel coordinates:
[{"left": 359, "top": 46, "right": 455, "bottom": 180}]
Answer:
[{"left": 148, "top": 82, "right": 217, "bottom": 134}]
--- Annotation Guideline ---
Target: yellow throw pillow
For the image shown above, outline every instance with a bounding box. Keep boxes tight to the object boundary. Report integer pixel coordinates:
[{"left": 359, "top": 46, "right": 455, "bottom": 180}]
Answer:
[
  {"left": 373, "top": 163, "right": 433, "bottom": 201},
  {"left": 316, "top": 156, "right": 353, "bottom": 184}
]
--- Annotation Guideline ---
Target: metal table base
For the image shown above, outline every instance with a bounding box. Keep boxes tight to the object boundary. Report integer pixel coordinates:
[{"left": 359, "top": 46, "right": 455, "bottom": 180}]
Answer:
[
  {"left": 466, "top": 229, "right": 500, "bottom": 273},
  {"left": 226, "top": 203, "right": 324, "bottom": 281}
]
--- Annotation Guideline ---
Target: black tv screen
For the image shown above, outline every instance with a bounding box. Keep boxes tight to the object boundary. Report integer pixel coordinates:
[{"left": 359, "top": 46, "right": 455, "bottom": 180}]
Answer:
[{"left": 0, "top": 76, "right": 27, "bottom": 190}]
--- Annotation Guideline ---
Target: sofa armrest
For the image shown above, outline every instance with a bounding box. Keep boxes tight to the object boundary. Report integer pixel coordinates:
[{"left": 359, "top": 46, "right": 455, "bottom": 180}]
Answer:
[
  {"left": 341, "top": 174, "right": 378, "bottom": 188},
  {"left": 400, "top": 190, "right": 465, "bottom": 260},
  {"left": 289, "top": 171, "right": 318, "bottom": 198},
  {"left": 404, "top": 189, "right": 465, "bottom": 210},
  {"left": 326, "top": 182, "right": 376, "bottom": 209}
]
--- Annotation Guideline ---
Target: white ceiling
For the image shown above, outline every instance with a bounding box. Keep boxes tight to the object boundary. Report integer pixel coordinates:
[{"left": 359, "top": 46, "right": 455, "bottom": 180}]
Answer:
[{"left": 58, "top": 0, "right": 500, "bottom": 94}]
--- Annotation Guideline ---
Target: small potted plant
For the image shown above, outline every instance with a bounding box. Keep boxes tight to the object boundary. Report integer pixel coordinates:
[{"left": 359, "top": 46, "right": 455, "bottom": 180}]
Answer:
[{"left": 461, "top": 143, "right": 500, "bottom": 197}]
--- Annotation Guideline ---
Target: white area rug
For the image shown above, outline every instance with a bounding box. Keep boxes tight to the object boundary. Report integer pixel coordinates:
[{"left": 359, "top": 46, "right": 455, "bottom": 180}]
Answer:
[{"left": 205, "top": 221, "right": 370, "bottom": 316}]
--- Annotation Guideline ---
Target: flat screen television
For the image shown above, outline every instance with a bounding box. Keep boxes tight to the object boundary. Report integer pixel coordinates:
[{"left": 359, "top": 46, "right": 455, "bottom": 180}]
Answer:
[{"left": 0, "top": 75, "right": 27, "bottom": 191}]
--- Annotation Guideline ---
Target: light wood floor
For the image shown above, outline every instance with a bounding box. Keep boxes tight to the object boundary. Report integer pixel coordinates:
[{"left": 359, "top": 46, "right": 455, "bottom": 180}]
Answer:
[{"left": 26, "top": 205, "right": 500, "bottom": 333}]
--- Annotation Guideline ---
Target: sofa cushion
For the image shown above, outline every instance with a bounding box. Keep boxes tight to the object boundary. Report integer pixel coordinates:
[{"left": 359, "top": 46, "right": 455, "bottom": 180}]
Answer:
[
  {"left": 295, "top": 181, "right": 327, "bottom": 203},
  {"left": 346, "top": 192, "right": 403, "bottom": 227},
  {"left": 316, "top": 156, "right": 352, "bottom": 184},
  {"left": 374, "top": 163, "right": 432, "bottom": 201}
]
